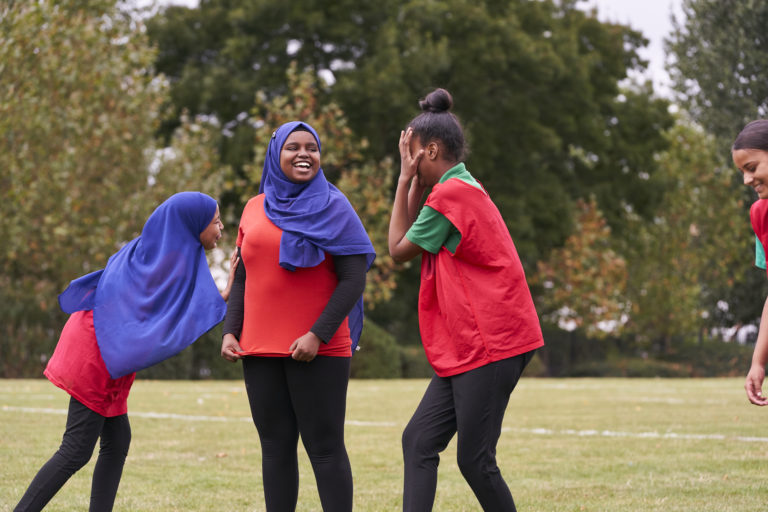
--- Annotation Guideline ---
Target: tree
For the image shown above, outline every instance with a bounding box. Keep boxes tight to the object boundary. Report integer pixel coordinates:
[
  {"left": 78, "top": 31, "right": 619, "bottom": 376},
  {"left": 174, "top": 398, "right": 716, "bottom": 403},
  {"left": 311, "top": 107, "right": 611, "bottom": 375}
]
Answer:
[
  {"left": 667, "top": 0, "right": 768, "bottom": 143},
  {"left": 532, "top": 197, "right": 628, "bottom": 339},
  {"left": 0, "top": 0, "right": 226, "bottom": 377},
  {"left": 622, "top": 122, "right": 747, "bottom": 352},
  {"left": 666, "top": 0, "right": 768, "bottom": 328},
  {"left": 330, "top": 0, "right": 675, "bottom": 263},
  {"left": 148, "top": 0, "right": 674, "bottom": 266}
]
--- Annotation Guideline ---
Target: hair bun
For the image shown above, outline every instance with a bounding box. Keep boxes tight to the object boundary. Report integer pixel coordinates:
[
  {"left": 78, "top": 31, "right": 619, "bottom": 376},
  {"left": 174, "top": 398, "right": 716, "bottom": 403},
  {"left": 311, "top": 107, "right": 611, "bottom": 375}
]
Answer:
[{"left": 419, "top": 88, "right": 453, "bottom": 113}]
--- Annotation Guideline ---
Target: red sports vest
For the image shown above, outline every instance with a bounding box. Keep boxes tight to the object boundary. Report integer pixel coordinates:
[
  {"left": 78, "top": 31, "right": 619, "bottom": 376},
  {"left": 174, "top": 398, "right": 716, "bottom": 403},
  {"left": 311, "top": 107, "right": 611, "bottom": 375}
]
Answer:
[
  {"left": 45, "top": 310, "right": 135, "bottom": 416},
  {"left": 751, "top": 199, "right": 768, "bottom": 279},
  {"left": 237, "top": 195, "right": 352, "bottom": 357},
  {"left": 419, "top": 178, "right": 544, "bottom": 377}
]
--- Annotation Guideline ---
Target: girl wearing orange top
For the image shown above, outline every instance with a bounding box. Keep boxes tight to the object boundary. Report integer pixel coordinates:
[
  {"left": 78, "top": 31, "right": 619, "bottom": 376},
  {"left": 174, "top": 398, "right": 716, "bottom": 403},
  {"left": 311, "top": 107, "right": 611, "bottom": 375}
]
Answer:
[
  {"left": 221, "top": 121, "right": 375, "bottom": 512},
  {"left": 388, "top": 89, "right": 544, "bottom": 511}
]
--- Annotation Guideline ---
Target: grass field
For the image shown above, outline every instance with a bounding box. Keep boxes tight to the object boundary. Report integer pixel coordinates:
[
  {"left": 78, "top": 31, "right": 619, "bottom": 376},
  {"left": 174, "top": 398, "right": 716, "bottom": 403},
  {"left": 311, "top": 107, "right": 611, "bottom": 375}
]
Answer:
[{"left": 2, "top": 377, "right": 767, "bottom": 511}]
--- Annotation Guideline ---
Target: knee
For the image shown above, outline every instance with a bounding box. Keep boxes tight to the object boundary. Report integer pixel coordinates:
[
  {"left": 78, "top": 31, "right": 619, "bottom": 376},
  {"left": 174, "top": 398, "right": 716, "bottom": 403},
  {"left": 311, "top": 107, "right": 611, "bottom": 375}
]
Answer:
[
  {"left": 401, "top": 423, "right": 418, "bottom": 456},
  {"left": 402, "top": 423, "right": 434, "bottom": 463},
  {"left": 57, "top": 442, "right": 94, "bottom": 472},
  {"left": 101, "top": 421, "right": 131, "bottom": 459},
  {"left": 456, "top": 448, "right": 496, "bottom": 483}
]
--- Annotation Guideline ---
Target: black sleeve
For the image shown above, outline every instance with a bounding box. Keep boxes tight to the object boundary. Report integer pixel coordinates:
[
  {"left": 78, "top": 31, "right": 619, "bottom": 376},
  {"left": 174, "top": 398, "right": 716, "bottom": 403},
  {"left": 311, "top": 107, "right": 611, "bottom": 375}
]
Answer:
[
  {"left": 310, "top": 254, "right": 368, "bottom": 343},
  {"left": 222, "top": 247, "right": 246, "bottom": 339}
]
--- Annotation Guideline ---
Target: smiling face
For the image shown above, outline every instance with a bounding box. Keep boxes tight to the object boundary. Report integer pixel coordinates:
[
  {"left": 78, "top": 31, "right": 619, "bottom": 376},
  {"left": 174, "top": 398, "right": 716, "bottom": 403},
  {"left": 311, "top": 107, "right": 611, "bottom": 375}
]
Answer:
[
  {"left": 199, "top": 205, "right": 223, "bottom": 250},
  {"left": 733, "top": 148, "right": 768, "bottom": 199},
  {"left": 280, "top": 129, "right": 321, "bottom": 184}
]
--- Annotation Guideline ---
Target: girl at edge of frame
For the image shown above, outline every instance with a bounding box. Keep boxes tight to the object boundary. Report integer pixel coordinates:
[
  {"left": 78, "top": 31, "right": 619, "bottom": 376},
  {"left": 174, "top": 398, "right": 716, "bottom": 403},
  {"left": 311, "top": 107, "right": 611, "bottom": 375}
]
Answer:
[
  {"left": 733, "top": 119, "right": 768, "bottom": 406},
  {"left": 388, "top": 88, "right": 544, "bottom": 512},
  {"left": 14, "top": 191, "right": 239, "bottom": 512},
  {"left": 220, "top": 121, "right": 375, "bottom": 512}
]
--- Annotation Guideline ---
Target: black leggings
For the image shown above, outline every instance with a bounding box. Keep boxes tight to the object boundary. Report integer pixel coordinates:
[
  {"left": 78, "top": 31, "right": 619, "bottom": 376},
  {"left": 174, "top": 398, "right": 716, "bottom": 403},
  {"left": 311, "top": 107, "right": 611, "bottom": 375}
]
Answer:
[
  {"left": 14, "top": 397, "right": 131, "bottom": 512},
  {"left": 402, "top": 352, "right": 534, "bottom": 512},
  {"left": 242, "top": 356, "right": 353, "bottom": 512}
]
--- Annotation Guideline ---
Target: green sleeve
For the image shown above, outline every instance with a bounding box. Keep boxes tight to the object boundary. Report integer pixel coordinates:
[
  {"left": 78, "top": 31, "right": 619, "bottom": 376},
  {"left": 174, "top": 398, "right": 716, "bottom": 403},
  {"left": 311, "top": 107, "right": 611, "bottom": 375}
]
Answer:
[
  {"left": 406, "top": 205, "right": 460, "bottom": 254},
  {"left": 756, "top": 235, "right": 766, "bottom": 270}
]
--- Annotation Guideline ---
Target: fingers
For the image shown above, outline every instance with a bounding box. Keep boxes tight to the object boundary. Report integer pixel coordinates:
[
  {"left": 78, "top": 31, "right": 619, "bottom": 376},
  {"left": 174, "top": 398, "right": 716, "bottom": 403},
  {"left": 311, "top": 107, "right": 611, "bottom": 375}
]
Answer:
[
  {"left": 221, "top": 347, "right": 240, "bottom": 363},
  {"left": 745, "top": 378, "right": 768, "bottom": 406},
  {"left": 221, "top": 335, "right": 242, "bottom": 362},
  {"left": 398, "top": 130, "right": 409, "bottom": 159}
]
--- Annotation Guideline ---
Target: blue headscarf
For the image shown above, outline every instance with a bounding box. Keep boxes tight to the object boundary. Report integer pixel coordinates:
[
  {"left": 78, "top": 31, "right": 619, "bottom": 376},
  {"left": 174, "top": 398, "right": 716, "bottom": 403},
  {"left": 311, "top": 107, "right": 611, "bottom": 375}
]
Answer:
[
  {"left": 260, "top": 121, "right": 375, "bottom": 345},
  {"left": 58, "top": 192, "right": 226, "bottom": 378}
]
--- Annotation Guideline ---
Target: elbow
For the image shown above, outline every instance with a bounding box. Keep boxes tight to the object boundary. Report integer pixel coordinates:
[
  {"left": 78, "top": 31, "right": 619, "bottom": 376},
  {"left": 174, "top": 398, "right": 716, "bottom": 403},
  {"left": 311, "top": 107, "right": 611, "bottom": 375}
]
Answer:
[
  {"left": 388, "top": 246, "right": 406, "bottom": 263},
  {"left": 389, "top": 247, "right": 414, "bottom": 264}
]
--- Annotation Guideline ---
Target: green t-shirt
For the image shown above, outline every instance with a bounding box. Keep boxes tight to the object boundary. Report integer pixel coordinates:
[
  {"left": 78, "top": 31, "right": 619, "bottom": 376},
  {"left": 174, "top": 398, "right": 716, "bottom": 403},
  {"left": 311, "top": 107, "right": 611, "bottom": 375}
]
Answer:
[
  {"left": 406, "top": 163, "right": 482, "bottom": 254},
  {"left": 756, "top": 235, "right": 766, "bottom": 270}
]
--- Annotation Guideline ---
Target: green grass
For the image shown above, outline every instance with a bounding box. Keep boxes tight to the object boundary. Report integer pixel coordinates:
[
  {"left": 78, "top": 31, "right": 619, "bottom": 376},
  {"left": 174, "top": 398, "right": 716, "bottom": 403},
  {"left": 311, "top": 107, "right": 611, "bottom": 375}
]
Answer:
[{"left": 2, "top": 377, "right": 768, "bottom": 511}]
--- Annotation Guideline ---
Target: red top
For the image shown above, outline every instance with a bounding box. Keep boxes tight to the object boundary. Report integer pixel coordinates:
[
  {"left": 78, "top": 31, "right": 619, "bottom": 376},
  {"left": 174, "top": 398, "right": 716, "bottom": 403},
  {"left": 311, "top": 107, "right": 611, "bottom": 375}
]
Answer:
[
  {"left": 236, "top": 194, "right": 352, "bottom": 357},
  {"left": 44, "top": 310, "right": 135, "bottom": 417},
  {"left": 751, "top": 199, "right": 768, "bottom": 279},
  {"left": 419, "top": 178, "right": 544, "bottom": 377}
]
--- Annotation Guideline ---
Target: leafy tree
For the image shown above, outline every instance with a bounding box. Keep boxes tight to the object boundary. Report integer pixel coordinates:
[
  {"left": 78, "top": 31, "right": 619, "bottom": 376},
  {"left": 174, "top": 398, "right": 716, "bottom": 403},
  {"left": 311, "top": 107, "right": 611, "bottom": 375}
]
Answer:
[
  {"left": 532, "top": 197, "right": 628, "bottom": 338},
  {"left": 148, "top": 0, "right": 674, "bottom": 266},
  {"left": 667, "top": 0, "right": 768, "bottom": 143},
  {"left": 0, "top": 0, "right": 226, "bottom": 377},
  {"left": 622, "top": 122, "right": 747, "bottom": 352},
  {"left": 666, "top": 0, "right": 768, "bottom": 328},
  {"left": 330, "top": 0, "right": 674, "bottom": 263}
]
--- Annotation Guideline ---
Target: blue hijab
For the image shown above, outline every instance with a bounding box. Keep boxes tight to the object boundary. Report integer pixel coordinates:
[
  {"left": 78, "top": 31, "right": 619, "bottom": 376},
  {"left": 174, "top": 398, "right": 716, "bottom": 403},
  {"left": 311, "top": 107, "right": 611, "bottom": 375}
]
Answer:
[
  {"left": 260, "top": 121, "right": 375, "bottom": 345},
  {"left": 58, "top": 192, "right": 226, "bottom": 378}
]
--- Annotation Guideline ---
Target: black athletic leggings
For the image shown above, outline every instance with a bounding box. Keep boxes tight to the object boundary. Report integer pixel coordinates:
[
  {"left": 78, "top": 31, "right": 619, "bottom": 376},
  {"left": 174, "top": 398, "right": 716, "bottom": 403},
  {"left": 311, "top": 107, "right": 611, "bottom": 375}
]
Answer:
[
  {"left": 402, "top": 351, "right": 534, "bottom": 512},
  {"left": 242, "top": 355, "right": 353, "bottom": 512},
  {"left": 14, "top": 397, "right": 131, "bottom": 512}
]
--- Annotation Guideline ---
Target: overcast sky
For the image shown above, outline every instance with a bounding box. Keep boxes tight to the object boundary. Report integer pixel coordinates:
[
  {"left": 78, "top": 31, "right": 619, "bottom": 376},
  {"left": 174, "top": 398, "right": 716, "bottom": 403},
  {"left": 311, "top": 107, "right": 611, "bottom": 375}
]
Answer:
[{"left": 581, "top": 0, "right": 684, "bottom": 98}]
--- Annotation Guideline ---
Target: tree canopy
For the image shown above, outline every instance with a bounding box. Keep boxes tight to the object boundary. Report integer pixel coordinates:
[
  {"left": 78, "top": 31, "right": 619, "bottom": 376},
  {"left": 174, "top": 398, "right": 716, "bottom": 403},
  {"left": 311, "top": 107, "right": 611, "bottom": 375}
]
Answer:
[
  {"left": 148, "top": 0, "right": 674, "bottom": 265},
  {"left": 0, "top": 0, "right": 225, "bottom": 376}
]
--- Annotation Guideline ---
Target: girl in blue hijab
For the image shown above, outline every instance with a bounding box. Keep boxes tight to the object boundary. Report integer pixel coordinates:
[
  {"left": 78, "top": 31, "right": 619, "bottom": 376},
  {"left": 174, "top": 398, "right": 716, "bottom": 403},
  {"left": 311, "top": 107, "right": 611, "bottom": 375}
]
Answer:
[
  {"left": 15, "top": 192, "right": 238, "bottom": 512},
  {"left": 221, "top": 121, "right": 375, "bottom": 511}
]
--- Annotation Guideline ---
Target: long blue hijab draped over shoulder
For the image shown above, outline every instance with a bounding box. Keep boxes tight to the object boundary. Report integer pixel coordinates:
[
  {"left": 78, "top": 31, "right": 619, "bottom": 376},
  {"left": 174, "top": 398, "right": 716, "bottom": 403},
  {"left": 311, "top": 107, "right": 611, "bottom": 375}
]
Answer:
[
  {"left": 58, "top": 192, "right": 226, "bottom": 378},
  {"left": 260, "top": 121, "right": 375, "bottom": 346}
]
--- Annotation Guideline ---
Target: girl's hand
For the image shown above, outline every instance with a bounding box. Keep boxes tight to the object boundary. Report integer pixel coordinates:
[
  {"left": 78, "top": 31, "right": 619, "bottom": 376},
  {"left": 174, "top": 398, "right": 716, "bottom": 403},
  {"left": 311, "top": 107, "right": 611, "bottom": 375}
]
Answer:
[
  {"left": 289, "top": 332, "right": 322, "bottom": 363},
  {"left": 221, "top": 333, "right": 243, "bottom": 362},
  {"left": 220, "top": 248, "right": 240, "bottom": 302},
  {"left": 745, "top": 364, "right": 768, "bottom": 405},
  {"left": 399, "top": 128, "right": 424, "bottom": 183}
]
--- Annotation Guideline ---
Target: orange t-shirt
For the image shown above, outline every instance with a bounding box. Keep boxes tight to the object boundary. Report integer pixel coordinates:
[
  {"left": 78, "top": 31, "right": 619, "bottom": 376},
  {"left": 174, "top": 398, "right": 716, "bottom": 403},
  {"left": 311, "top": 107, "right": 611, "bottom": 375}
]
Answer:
[{"left": 236, "top": 195, "right": 352, "bottom": 357}]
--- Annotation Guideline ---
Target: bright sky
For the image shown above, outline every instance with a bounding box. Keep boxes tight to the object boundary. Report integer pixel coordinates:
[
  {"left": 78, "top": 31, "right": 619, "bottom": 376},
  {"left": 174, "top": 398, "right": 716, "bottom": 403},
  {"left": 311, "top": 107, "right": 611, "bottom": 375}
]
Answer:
[{"left": 580, "top": 0, "right": 684, "bottom": 98}]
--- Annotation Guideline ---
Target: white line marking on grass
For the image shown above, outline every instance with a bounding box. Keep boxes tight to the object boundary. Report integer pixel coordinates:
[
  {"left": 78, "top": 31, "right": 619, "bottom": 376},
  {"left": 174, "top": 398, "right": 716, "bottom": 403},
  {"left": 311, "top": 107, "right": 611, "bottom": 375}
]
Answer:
[
  {"left": 0, "top": 406, "right": 396, "bottom": 427},
  {"left": 8, "top": 406, "right": 762, "bottom": 440},
  {"left": 506, "top": 427, "right": 768, "bottom": 443}
]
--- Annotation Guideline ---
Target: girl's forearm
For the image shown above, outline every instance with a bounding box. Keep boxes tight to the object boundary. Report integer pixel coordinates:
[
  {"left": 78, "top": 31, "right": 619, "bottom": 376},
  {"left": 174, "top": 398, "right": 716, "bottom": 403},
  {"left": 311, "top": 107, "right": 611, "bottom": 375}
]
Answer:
[{"left": 388, "top": 176, "right": 413, "bottom": 256}]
